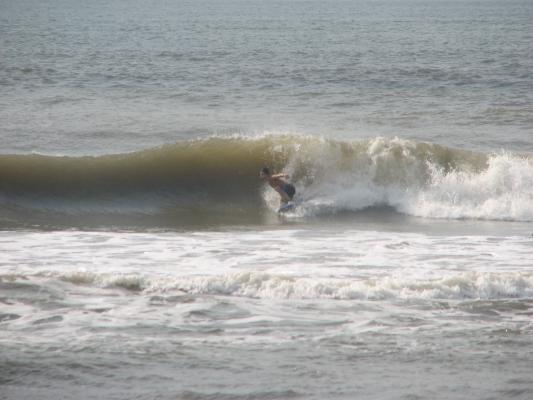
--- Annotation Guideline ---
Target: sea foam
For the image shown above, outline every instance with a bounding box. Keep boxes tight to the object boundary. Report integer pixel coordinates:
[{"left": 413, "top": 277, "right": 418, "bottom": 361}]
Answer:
[
  {"left": 275, "top": 137, "right": 533, "bottom": 221},
  {"left": 34, "top": 270, "right": 533, "bottom": 301}
]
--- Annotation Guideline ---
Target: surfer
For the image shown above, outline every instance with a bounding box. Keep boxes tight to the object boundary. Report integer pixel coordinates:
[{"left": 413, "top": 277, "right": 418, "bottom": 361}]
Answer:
[{"left": 259, "top": 167, "right": 296, "bottom": 205}]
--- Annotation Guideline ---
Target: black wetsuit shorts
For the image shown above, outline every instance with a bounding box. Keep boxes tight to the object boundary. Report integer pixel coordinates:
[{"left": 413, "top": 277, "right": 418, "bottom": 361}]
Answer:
[{"left": 283, "top": 183, "right": 296, "bottom": 199}]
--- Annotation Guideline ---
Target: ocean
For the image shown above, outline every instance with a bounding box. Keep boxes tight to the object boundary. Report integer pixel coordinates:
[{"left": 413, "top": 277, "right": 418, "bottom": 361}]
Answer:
[{"left": 1, "top": 0, "right": 533, "bottom": 399}]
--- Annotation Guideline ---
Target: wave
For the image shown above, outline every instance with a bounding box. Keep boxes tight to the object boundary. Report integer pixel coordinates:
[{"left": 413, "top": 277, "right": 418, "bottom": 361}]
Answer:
[
  {"left": 20, "top": 270, "right": 533, "bottom": 301},
  {"left": 1, "top": 135, "right": 532, "bottom": 225},
  {"left": 283, "top": 136, "right": 533, "bottom": 221}
]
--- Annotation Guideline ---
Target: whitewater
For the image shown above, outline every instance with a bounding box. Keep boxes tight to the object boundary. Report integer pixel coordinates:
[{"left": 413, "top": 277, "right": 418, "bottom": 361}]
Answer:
[
  {"left": 2, "top": 0, "right": 533, "bottom": 399},
  {"left": 2, "top": 228, "right": 533, "bottom": 399}
]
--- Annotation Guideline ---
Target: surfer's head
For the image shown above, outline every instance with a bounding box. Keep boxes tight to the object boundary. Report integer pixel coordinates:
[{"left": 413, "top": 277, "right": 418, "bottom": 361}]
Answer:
[{"left": 260, "top": 167, "right": 270, "bottom": 179}]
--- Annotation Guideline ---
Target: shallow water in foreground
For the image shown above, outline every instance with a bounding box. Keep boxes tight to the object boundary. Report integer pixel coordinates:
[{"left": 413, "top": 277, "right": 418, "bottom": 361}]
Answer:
[{"left": 2, "top": 227, "right": 533, "bottom": 399}]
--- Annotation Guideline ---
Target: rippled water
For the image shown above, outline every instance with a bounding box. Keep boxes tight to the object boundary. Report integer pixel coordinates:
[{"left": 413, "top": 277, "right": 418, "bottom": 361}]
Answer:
[{"left": 1, "top": 0, "right": 532, "bottom": 154}]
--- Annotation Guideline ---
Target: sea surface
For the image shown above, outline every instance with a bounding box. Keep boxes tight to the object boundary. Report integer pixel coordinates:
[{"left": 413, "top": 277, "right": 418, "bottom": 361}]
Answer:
[{"left": 1, "top": 0, "right": 533, "bottom": 399}]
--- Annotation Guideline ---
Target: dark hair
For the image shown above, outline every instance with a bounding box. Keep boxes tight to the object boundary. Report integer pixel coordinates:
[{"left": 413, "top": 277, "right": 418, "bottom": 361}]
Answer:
[{"left": 261, "top": 166, "right": 270, "bottom": 175}]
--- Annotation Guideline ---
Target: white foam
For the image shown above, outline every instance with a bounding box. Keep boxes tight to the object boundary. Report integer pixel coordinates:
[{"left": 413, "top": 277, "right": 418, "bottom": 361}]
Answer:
[
  {"left": 2, "top": 229, "right": 532, "bottom": 302},
  {"left": 2, "top": 229, "right": 532, "bottom": 352},
  {"left": 271, "top": 137, "right": 533, "bottom": 221},
  {"left": 18, "top": 269, "right": 533, "bottom": 301},
  {"left": 404, "top": 153, "right": 533, "bottom": 221}
]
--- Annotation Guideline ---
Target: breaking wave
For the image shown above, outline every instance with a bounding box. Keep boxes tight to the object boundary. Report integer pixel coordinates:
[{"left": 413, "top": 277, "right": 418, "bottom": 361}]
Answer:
[
  {"left": 1, "top": 135, "right": 532, "bottom": 225},
  {"left": 26, "top": 270, "right": 533, "bottom": 301}
]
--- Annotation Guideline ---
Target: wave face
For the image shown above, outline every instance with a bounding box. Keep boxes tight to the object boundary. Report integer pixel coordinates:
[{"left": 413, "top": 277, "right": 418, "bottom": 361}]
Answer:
[{"left": 1, "top": 135, "right": 532, "bottom": 226}]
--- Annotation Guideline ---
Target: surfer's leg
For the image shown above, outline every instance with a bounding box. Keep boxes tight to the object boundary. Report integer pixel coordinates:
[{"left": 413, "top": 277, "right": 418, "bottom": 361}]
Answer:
[
  {"left": 283, "top": 184, "right": 296, "bottom": 200},
  {"left": 275, "top": 186, "right": 291, "bottom": 202}
]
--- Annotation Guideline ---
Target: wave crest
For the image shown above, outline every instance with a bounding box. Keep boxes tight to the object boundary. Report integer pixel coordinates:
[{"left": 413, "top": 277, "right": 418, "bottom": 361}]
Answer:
[
  {"left": 31, "top": 270, "right": 533, "bottom": 301},
  {"left": 283, "top": 137, "right": 533, "bottom": 221},
  {"left": 1, "top": 135, "right": 532, "bottom": 222}
]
